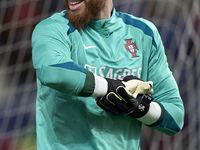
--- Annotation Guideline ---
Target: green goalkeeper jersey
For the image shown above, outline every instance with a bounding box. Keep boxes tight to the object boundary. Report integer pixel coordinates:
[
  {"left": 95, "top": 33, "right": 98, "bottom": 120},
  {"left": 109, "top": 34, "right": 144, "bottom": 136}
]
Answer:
[{"left": 32, "top": 8, "right": 184, "bottom": 150}]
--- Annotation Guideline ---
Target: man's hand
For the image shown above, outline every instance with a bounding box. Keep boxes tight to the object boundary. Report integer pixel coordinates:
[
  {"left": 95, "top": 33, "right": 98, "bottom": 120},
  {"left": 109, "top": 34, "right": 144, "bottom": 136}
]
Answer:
[
  {"left": 96, "top": 76, "right": 153, "bottom": 117},
  {"left": 105, "top": 75, "right": 153, "bottom": 96},
  {"left": 96, "top": 86, "right": 152, "bottom": 118},
  {"left": 96, "top": 96, "right": 126, "bottom": 116}
]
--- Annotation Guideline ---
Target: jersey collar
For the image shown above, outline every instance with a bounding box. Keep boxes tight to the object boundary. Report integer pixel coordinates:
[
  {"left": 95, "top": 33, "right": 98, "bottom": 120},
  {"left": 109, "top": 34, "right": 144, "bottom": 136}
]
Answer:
[{"left": 87, "top": 8, "right": 123, "bottom": 36}]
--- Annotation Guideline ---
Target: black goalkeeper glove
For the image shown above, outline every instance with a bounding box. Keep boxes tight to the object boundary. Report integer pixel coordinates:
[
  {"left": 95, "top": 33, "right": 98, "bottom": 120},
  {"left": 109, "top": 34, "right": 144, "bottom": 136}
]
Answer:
[
  {"left": 96, "top": 75, "right": 143, "bottom": 116},
  {"left": 96, "top": 86, "right": 152, "bottom": 118},
  {"left": 105, "top": 75, "right": 143, "bottom": 94}
]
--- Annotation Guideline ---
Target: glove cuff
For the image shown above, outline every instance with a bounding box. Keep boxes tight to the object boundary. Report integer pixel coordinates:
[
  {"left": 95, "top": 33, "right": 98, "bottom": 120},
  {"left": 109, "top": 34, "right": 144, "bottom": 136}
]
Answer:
[
  {"left": 105, "top": 78, "right": 124, "bottom": 94},
  {"left": 129, "top": 94, "right": 152, "bottom": 118}
]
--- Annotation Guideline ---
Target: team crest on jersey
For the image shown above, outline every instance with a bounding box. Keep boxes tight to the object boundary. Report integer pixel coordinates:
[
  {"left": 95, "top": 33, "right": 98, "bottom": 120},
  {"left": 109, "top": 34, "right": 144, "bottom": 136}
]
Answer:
[{"left": 124, "top": 39, "right": 139, "bottom": 57}]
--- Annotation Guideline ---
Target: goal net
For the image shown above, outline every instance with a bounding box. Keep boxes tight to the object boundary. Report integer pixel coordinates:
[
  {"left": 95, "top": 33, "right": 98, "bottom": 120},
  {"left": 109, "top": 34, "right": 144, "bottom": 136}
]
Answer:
[{"left": 0, "top": 0, "right": 199, "bottom": 150}]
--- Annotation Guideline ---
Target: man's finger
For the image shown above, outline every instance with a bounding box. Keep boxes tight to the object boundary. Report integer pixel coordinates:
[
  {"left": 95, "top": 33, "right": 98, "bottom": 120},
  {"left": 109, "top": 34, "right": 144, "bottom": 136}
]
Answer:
[{"left": 106, "top": 92, "right": 131, "bottom": 113}]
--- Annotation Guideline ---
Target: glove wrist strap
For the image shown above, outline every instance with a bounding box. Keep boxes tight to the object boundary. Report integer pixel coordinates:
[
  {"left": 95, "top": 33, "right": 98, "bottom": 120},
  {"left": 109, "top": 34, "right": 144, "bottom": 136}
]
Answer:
[
  {"left": 129, "top": 94, "right": 152, "bottom": 118},
  {"left": 105, "top": 78, "right": 124, "bottom": 94},
  {"left": 137, "top": 102, "right": 163, "bottom": 125}
]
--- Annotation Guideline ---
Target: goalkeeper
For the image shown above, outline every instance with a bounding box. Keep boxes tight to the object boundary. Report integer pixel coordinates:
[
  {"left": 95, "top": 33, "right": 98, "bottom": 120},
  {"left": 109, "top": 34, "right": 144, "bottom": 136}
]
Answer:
[{"left": 31, "top": 0, "right": 184, "bottom": 149}]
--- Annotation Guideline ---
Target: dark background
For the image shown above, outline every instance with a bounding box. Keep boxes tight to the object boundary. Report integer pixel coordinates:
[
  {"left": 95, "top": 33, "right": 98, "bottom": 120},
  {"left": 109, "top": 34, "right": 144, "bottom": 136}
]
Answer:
[{"left": 0, "top": 0, "right": 199, "bottom": 149}]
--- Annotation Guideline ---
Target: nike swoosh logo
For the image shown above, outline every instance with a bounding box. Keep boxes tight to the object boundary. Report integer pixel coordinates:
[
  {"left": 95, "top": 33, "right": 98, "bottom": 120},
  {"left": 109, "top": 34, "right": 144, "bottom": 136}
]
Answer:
[{"left": 84, "top": 44, "right": 97, "bottom": 49}]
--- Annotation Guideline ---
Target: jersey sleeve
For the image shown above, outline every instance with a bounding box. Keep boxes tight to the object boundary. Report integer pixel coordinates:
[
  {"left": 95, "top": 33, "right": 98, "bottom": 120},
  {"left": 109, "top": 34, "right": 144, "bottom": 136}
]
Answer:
[
  {"left": 31, "top": 18, "right": 95, "bottom": 97},
  {"left": 147, "top": 24, "right": 184, "bottom": 136}
]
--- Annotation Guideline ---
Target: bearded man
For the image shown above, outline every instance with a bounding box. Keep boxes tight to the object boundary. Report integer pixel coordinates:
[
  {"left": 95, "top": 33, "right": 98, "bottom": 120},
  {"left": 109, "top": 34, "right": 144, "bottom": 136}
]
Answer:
[{"left": 31, "top": 0, "right": 184, "bottom": 149}]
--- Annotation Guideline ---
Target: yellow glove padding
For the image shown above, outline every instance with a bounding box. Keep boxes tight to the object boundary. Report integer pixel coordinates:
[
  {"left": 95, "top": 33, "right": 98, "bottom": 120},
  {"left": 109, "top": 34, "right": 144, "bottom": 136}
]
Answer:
[{"left": 123, "top": 80, "right": 154, "bottom": 98}]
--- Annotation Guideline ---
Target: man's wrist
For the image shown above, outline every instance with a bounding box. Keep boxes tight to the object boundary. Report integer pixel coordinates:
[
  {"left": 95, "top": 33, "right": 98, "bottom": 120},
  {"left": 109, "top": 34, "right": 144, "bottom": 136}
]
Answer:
[
  {"left": 91, "top": 74, "right": 108, "bottom": 97},
  {"left": 137, "top": 101, "right": 162, "bottom": 125}
]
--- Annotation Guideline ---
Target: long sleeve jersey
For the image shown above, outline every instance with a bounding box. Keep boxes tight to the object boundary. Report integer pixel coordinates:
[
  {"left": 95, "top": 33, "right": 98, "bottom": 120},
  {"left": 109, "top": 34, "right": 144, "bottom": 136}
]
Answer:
[{"left": 31, "top": 8, "right": 184, "bottom": 150}]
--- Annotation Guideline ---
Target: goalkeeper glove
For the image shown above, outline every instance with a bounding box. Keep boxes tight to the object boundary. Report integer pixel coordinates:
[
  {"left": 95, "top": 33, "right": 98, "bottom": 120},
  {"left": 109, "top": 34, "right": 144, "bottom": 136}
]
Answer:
[
  {"left": 96, "top": 86, "right": 152, "bottom": 118},
  {"left": 105, "top": 75, "right": 153, "bottom": 96}
]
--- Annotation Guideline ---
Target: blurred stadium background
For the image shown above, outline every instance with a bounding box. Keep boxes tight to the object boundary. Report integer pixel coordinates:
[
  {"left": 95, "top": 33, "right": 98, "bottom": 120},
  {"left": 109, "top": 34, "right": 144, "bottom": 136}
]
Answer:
[{"left": 0, "top": 0, "right": 199, "bottom": 149}]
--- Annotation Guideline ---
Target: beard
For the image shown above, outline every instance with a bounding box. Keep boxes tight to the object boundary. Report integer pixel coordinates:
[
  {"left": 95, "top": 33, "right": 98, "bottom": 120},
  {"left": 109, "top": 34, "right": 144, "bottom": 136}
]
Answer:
[{"left": 64, "top": 0, "right": 105, "bottom": 31}]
